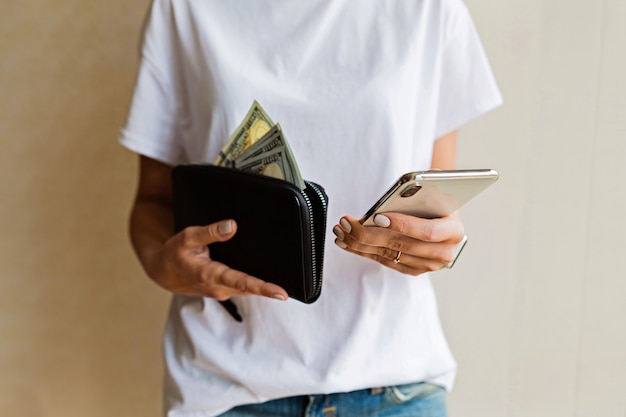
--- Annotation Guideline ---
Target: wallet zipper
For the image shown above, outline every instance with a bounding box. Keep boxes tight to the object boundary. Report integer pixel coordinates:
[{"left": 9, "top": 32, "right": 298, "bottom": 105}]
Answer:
[{"left": 302, "top": 181, "right": 328, "bottom": 300}]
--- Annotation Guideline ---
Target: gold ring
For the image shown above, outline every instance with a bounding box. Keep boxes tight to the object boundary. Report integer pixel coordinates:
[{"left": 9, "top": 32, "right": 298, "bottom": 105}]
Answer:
[{"left": 393, "top": 251, "right": 402, "bottom": 264}]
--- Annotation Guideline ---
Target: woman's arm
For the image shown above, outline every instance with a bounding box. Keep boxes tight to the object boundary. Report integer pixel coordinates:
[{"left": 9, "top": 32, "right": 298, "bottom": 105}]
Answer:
[{"left": 431, "top": 130, "right": 457, "bottom": 170}]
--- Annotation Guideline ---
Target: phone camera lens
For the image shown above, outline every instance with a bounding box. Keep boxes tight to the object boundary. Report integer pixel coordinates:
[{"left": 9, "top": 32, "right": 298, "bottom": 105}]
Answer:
[{"left": 400, "top": 185, "right": 421, "bottom": 198}]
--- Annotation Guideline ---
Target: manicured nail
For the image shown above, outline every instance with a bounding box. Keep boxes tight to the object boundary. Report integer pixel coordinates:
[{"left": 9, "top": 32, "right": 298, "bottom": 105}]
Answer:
[
  {"left": 219, "top": 220, "right": 233, "bottom": 235},
  {"left": 340, "top": 218, "right": 352, "bottom": 233},
  {"left": 335, "top": 239, "right": 348, "bottom": 249},
  {"left": 273, "top": 294, "right": 286, "bottom": 301},
  {"left": 374, "top": 214, "right": 391, "bottom": 228},
  {"left": 332, "top": 225, "right": 345, "bottom": 240}
]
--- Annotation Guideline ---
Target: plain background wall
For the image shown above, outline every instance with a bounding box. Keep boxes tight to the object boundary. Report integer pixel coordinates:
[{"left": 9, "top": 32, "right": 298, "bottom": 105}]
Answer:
[{"left": 1, "top": 0, "right": 624, "bottom": 416}]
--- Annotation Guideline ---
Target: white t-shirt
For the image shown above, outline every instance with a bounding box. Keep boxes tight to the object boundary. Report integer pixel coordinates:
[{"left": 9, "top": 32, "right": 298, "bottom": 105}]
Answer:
[{"left": 120, "top": 0, "right": 502, "bottom": 415}]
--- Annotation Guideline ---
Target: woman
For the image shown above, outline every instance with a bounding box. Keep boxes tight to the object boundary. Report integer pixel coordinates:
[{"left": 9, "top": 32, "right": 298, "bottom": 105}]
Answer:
[{"left": 120, "top": 0, "right": 502, "bottom": 415}]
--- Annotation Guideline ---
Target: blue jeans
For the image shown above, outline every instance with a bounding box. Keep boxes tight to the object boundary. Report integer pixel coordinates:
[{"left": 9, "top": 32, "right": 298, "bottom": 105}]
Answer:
[{"left": 217, "top": 382, "right": 447, "bottom": 417}]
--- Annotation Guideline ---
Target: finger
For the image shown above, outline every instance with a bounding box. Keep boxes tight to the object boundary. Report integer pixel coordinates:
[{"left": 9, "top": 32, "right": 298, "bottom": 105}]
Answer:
[
  {"left": 373, "top": 212, "right": 464, "bottom": 243},
  {"left": 180, "top": 220, "right": 238, "bottom": 248},
  {"left": 333, "top": 215, "right": 459, "bottom": 263},
  {"left": 334, "top": 216, "right": 428, "bottom": 256},
  {"left": 202, "top": 261, "right": 288, "bottom": 301},
  {"left": 336, "top": 230, "right": 456, "bottom": 264},
  {"left": 338, "top": 244, "right": 445, "bottom": 276},
  {"left": 340, "top": 213, "right": 464, "bottom": 245}
]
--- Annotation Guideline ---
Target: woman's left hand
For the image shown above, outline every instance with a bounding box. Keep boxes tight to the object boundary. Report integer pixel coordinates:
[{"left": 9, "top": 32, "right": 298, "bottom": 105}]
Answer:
[{"left": 332, "top": 212, "right": 465, "bottom": 276}]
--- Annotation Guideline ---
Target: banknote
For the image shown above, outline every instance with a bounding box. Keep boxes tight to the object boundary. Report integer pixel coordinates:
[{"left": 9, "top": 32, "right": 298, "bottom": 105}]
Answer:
[
  {"left": 279, "top": 132, "right": 305, "bottom": 190},
  {"left": 216, "top": 101, "right": 306, "bottom": 189},
  {"left": 214, "top": 100, "right": 274, "bottom": 166},
  {"left": 235, "top": 150, "right": 294, "bottom": 184},
  {"left": 232, "top": 125, "right": 284, "bottom": 166},
  {"left": 235, "top": 124, "right": 305, "bottom": 189}
]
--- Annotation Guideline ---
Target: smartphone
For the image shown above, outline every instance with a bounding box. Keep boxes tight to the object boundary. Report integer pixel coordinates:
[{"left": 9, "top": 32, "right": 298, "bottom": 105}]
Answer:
[{"left": 359, "top": 169, "right": 499, "bottom": 226}]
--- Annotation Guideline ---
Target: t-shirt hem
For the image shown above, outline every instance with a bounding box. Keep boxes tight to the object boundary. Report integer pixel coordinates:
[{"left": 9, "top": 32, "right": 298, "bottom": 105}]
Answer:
[{"left": 164, "top": 369, "right": 458, "bottom": 417}]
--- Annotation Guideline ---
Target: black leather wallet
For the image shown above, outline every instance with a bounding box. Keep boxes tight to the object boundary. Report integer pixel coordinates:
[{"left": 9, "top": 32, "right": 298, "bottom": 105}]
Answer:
[{"left": 171, "top": 164, "right": 329, "bottom": 304}]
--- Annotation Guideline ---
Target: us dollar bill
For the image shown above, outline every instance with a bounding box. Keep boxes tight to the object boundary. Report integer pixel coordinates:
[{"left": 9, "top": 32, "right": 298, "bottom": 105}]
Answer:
[
  {"left": 217, "top": 101, "right": 306, "bottom": 189},
  {"left": 214, "top": 100, "right": 274, "bottom": 166},
  {"left": 236, "top": 150, "right": 294, "bottom": 184},
  {"left": 241, "top": 125, "right": 305, "bottom": 190},
  {"left": 234, "top": 125, "right": 284, "bottom": 166},
  {"left": 279, "top": 131, "right": 305, "bottom": 190}
]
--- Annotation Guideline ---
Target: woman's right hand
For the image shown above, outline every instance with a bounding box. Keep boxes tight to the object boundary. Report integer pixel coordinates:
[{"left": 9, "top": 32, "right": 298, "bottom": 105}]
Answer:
[
  {"left": 129, "top": 156, "right": 287, "bottom": 302},
  {"left": 145, "top": 219, "right": 288, "bottom": 301}
]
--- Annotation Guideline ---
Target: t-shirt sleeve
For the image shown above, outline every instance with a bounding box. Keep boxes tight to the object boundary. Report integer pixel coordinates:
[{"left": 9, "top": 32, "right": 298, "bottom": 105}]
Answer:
[
  {"left": 434, "top": 1, "right": 503, "bottom": 139},
  {"left": 118, "top": 0, "right": 185, "bottom": 166}
]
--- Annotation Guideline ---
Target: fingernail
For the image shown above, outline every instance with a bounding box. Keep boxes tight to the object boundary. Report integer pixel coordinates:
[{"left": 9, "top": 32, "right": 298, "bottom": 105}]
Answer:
[
  {"left": 219, "top": 220, "right": 232, "bottom": 235},
  {"left": 340, "top": 218, "right": 352, "bottom": 233},
  {"left": 273, "top": 294, "right": 286, "bottom": 301},
  {"left": 332, "top": 225, "right": 345, "bottom": 240},
  {"left": 335, "top": 239, "right": 347, "bottom": 249},
  {"left": 374, "top": 214, "right": 391, "bottom": 228}
]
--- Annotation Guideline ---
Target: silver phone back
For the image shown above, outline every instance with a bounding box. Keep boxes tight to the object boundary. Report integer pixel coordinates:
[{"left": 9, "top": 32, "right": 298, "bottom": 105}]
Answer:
[{"left": 361, "top": 169, "right": 498, "bottom": 225}]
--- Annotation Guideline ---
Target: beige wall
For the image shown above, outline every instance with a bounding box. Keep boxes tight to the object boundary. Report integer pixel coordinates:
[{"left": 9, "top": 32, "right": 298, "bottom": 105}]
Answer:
[
  {"left": 436, "top": 0, "right": 626, "bottom": 416},
  {"left": 1, "top": 1, "right": 624, "bottom": 417},
  {"left": 1, "top": 0, "right": 167, "bottom": 416}
]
